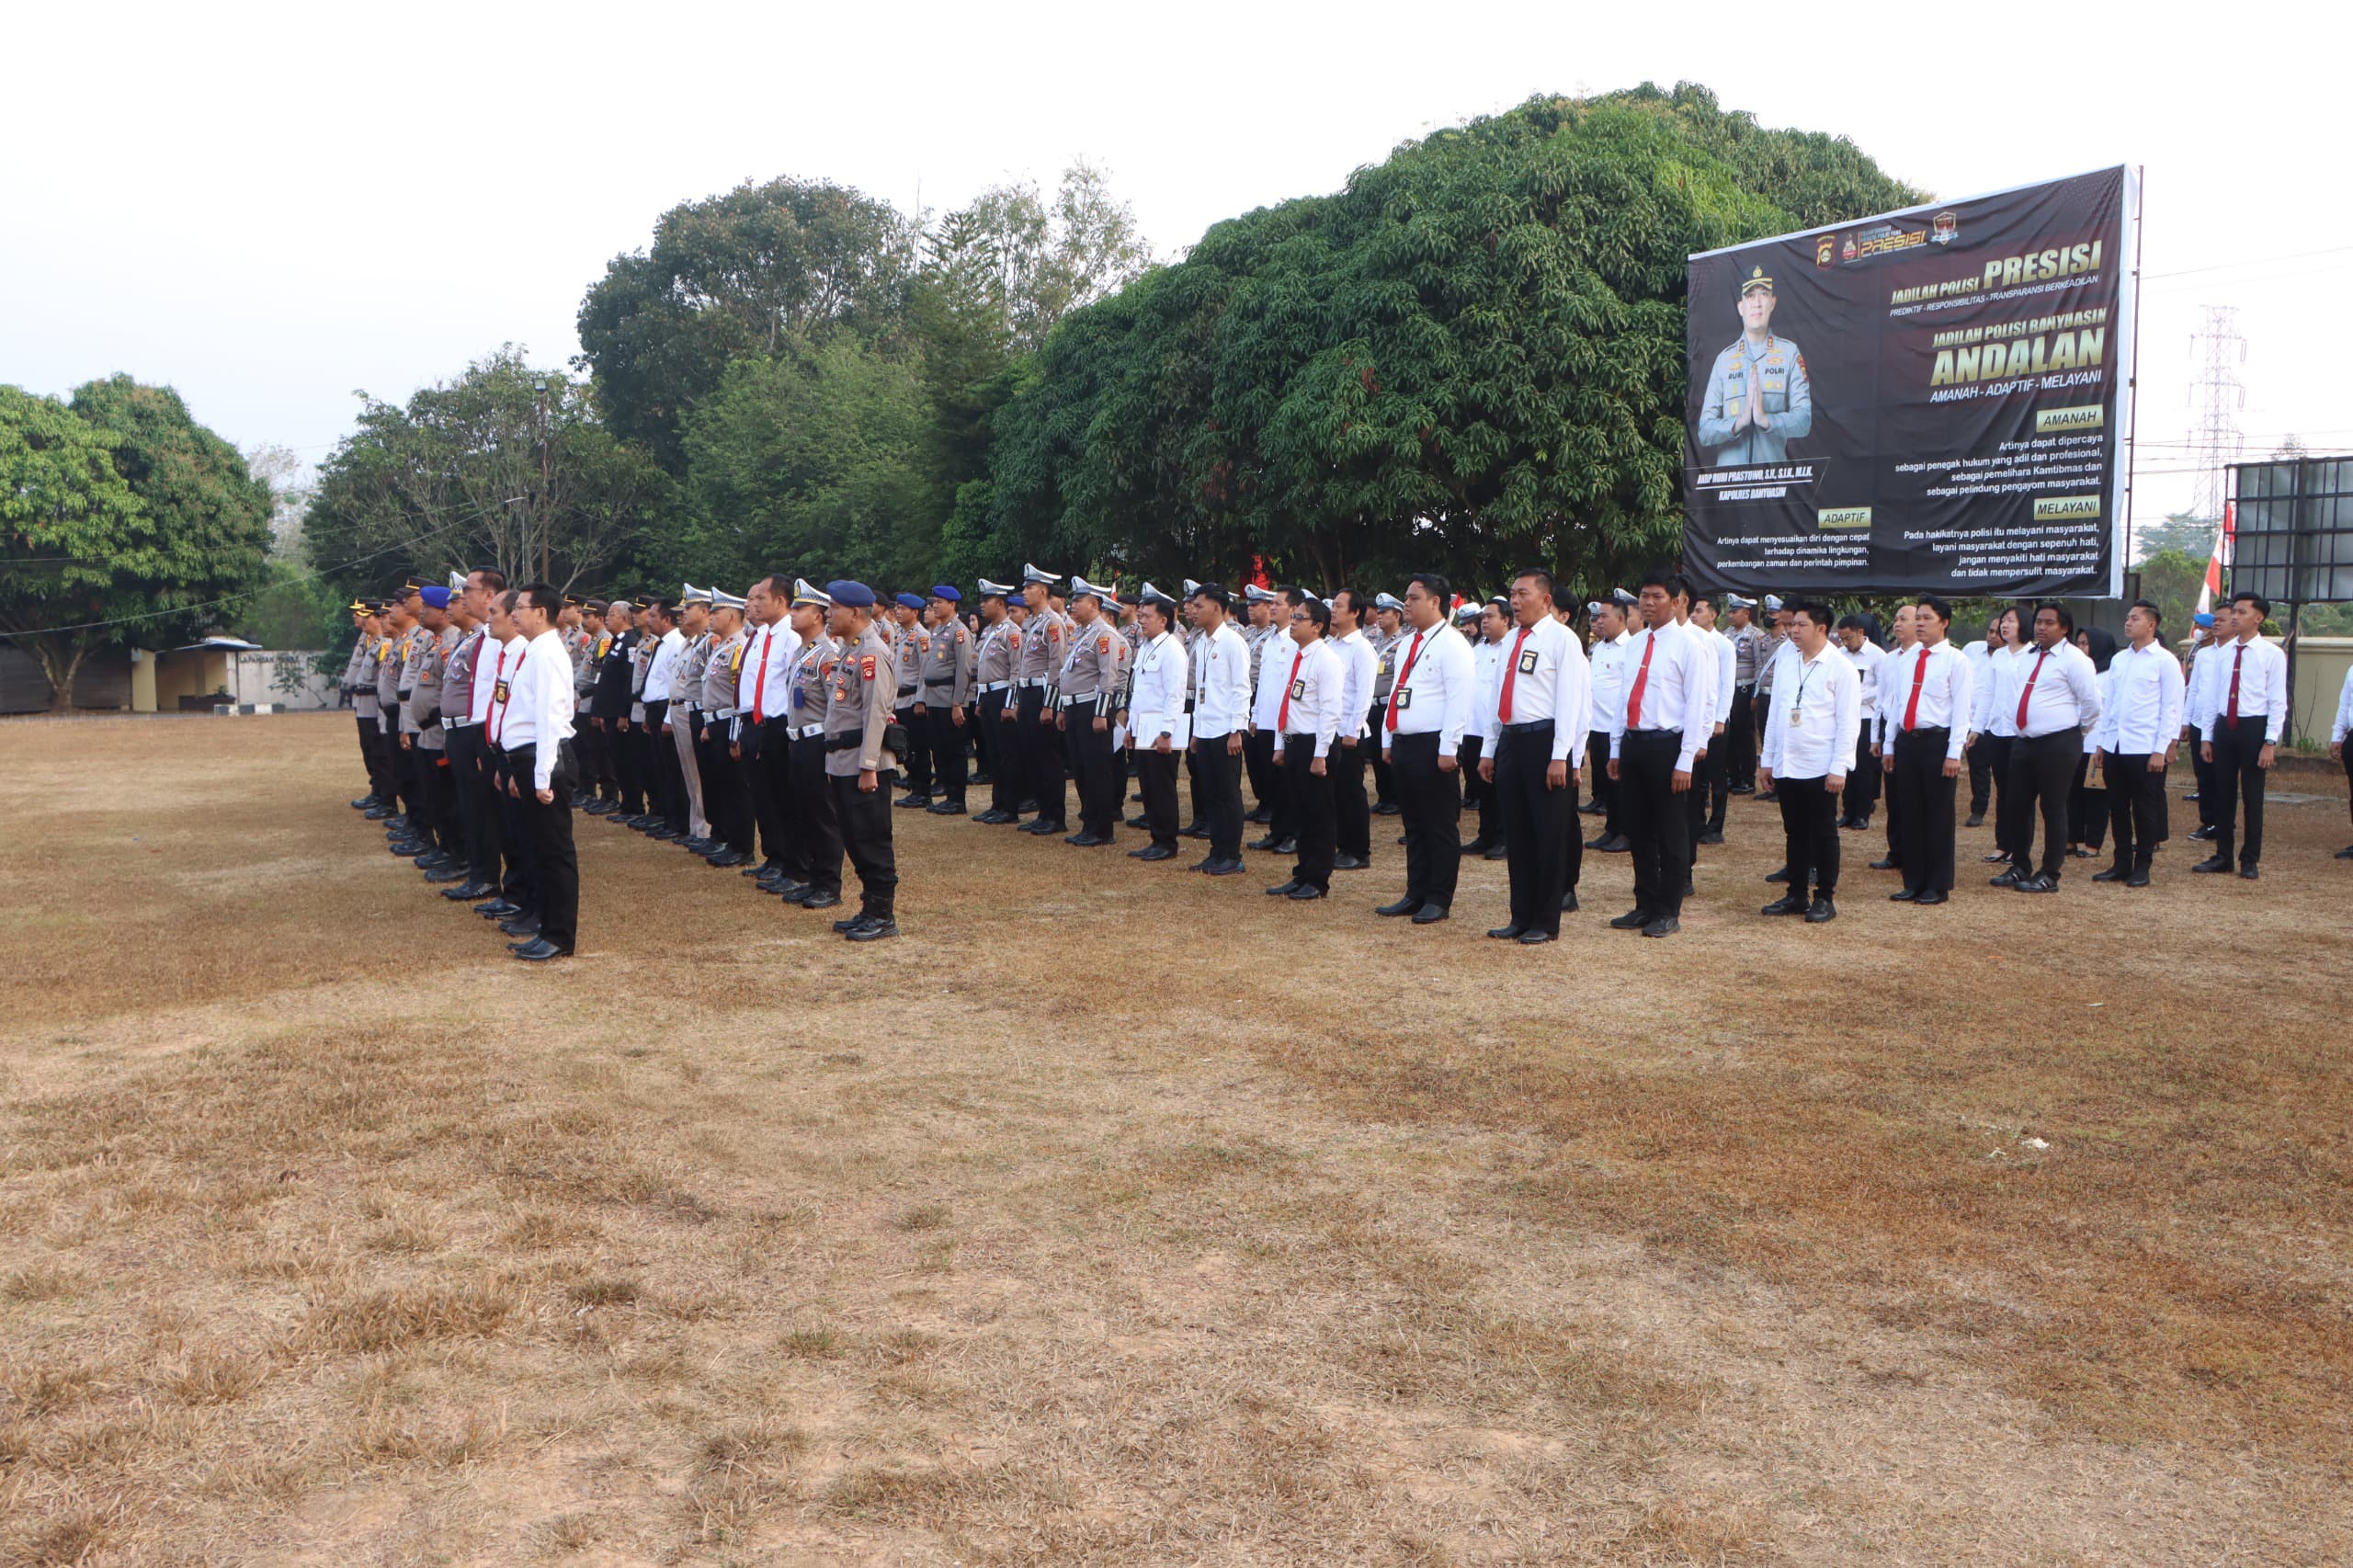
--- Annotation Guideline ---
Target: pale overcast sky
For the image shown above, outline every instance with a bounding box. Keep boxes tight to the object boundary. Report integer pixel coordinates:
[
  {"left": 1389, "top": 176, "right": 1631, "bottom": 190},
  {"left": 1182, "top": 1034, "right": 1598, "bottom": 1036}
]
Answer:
[{"left": 9, "top": 0, "right": 2342, "bottom": 529}]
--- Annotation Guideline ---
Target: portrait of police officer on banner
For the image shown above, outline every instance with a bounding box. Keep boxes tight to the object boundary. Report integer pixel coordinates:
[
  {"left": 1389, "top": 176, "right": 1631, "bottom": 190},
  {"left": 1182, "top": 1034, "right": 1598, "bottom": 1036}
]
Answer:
[{"left": 1698, "top": 265, "right": 1813, "bottom": 466}]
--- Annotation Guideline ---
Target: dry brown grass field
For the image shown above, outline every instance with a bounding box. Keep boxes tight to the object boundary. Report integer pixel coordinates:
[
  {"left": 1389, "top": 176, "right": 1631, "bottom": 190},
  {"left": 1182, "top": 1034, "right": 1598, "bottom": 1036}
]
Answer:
[{"left": 2, "top": 711, "right": 2350, "bottom": 1565}]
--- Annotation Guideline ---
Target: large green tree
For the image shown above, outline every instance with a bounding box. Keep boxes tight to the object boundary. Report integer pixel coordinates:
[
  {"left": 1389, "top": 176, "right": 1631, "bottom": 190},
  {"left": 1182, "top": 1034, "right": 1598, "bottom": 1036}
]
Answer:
[
  {"left": 302, "top": 348, "right": 671, "bottom": 602},
  {"left": 978, "top": 85, "right": 1918, "bottom": 600},
  {"left": 575, "top": 179, "right": 919, "bottom": 472},
  {"left": 0, "top": 380, "right": 271, "bottom": 708}
]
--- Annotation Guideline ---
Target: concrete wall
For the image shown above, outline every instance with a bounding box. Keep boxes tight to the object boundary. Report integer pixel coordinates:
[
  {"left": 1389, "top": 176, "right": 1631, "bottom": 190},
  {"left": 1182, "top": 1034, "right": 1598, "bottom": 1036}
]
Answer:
[{"left": 2293, "top": 636, "right": 2352, "bottom": 746}]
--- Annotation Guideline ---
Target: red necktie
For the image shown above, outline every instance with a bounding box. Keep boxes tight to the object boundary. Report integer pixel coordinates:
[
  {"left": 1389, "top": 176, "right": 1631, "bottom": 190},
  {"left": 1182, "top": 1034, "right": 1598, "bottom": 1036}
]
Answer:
[
  {"left": 1276, "top": 647, "right": 1303, "bottom": 731},
  {"left": 1623, "top": 632, "right": 1654, "bottom": 729},
  {"left": 2015, "top": 648, "right": 2050, "bottom": 730},
  {"left": 1383, "top": 630, "right": 1426, "bottom": 733},
  {"left": 2226, "top": 643, "right": 2244, "bottom": 729},
  {"left": 1498, "top": 627, "right": 1531, "bottom": 722},
  {"left": 1902, "top": 647, "right": 1929, "bottom": 731},
  {"left": 748, "top": 627, "right": 770, "bottom": 722}
]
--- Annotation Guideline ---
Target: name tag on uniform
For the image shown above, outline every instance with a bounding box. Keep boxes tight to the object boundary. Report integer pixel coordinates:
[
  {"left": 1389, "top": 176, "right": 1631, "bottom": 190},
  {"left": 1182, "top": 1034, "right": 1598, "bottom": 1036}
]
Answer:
[
  {"left": 493, "top": 680, "right": 511, "bottom": 703},
  {"left": 1289, "top": 678, "right": 1306, "bottom": 700},
  {"left": 1517, "top": 649, "right": 1539, "bottom": 675},
  {"left": 1393, "top": 687, "right": 1412, "bottom": 710}
]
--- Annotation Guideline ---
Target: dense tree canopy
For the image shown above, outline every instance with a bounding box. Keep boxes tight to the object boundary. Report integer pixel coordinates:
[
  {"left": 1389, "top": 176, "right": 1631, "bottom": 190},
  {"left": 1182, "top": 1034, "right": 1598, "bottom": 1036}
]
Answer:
[
  {"left": 974, "top": 85, "right": 1918, "bottom": 601},
  {"left": 0, "top": 379, "right": 271, "bottom": 707}
]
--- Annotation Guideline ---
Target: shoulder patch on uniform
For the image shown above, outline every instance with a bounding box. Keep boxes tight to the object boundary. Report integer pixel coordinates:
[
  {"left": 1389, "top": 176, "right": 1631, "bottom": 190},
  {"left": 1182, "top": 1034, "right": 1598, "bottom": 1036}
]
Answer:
[
  {"left": 860, "top": 654, "right": 877, "bottom": 681},
  {"left": 1097, "top": 635, "right": 1110, "bottom": 654}
]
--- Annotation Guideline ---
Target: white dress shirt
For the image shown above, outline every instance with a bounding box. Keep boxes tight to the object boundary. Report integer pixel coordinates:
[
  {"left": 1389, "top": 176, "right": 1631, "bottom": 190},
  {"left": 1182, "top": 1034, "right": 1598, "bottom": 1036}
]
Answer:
[
  {"left": 1128, "top": 630, "right": 1188, "bottom": 745},
  {"left": 1873, "top": 642, "right": 1912, "bottom": 748},
  {"left": 1886, "top": 640, "right": 1974, "bottom": 758},
  {"left": 741, "top": 620, "right": 800, "bottom": 724},
  {"left": 1974, "top": 642, "right": 2030, "bottom": 737},
  {"left": 1251, "top": 622, "right": 1295, "bottom": 732},
  {"left": 1481, "top": 614, "right": 1587, "bottom": 765},
  {"left": 2101, "top": 646, "right": 2195, "bottom": 756},
  {"left": 2009, "top": 639, "right": 2102, "bottom": 739},
  {"left": 1587, "top": 631, "right": 1631, "bottom": 733},
  {"left": 2330, "top": 663, "right": 2353, "bottom": 744},
  {"left": 470, "top": 631, "right": 515, "bottom": 727},
  {"left": 1381, "top": 619, "right": 1475, "bottom": 757},
  {"left": 1271, "top": 634, "right": 1346, "bottom": 756},
  {"left": 1190, "top": 621, "right": 1252, "bottom": 739},
  {"left": 500, "top": 629, "right": 577, "bottom": 790},
  {"left": 1608, "top": 620, "right": 1710, "bottom": 771},
  {"left": 1332, "top": 627, "right": 1379, "bottom": 740},
  {"left": 1760, "top": 642, "right": 1862, "bottom": 782},
  {"left": 1708, "top": 625, "right": 1737, "bottom": 724},
  {"left": 2209, "top": 634, "right": 2289, "bottom": 744},
  {"left": 2184, "top": 640, "right": 2224, "bottom": 731},
  {"left": 1846, "top": 639, "right": 1886, "bottom": 729},
  {"left": 642, "top": 626, "right": 685, "bottom": 703}
]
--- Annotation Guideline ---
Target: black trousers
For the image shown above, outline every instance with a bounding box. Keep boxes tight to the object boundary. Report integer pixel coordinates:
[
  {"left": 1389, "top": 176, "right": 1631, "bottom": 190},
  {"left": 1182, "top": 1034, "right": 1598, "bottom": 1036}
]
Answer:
[
  {"left": 1136, "top": 744, "right": 1180, "bottom": 846},
  {"left": 1460, "top": 735, "right": 1493, "bottom": 847},
  {"left": 1192, "top": 734, "right": 1245, "bottom": 861},
  {"left": 925, "top": 703, "right": 968, "bottom": 804},
  {"left": 895, "top": 703, "right": 933, "bottom": 795},
  {"left": 1389, "top": 731, "right": 1462, "bottom": 911},
  {"left": 1331, "top": 737, "right": 1370, "bottom": 860},
  {"left": 384, "top": 718, "right": 415, "bottom": 820},
  {"left": 1881, "top": 734, "right": 1903, "bottom": 863},
  {"left": 1777, "top": 773, "right": 1839, "bottom": 897},
  {"left": 2105, "top": 752, "right": 2169, "bottom": 866},
  {"left": 2188, "top": 723, "right": 2216, "bottom": 829},
  {"left": 642, "top": 701, "right": 682, "bottom": 827},
  {"left": 487, "top": 745, "right": 538, "bottom": 910},
  {"left": 1281, "top": 734, "right": 1336, "bottom": 889},
  {"left": 1184, "top": 729, "right": 1207, "bottom": 826},
  {"left": 510, "top": 742, "right": 578, "bottom": 951},
  {"left": 1068, "top": 700, "right": 1117, "bottom": 835},
  {"left": 358, "top": 711, "right": 394, "bottom": 801},
  {"left": 574, "top": 720, "right": 607, "bottom": 801},
  {"left": 1244, "top": 722, "right": 1279, "bottom": 819},
  {"left": 1982, "top": 733, "right": 2020, "bottom": 857},
  {"left": 2208, "top": 720, "right": 2269, "bottom": 864},
  {"left": 1845, "top": 732, "right": 1882, "bottom": 824},
  {"left": 395, "top": 735, "right": 433, "bottom": 844},
  {"left": 2008, "top": 731, "right": 2080, "bottom": 880},
  {"left": 422, "top": 744, "right": 457, "bottom": 855},
  {"left": 982, "top": 692, "right": 1022, "bottom": 814},
  {"left": 791, "top": 736, "right": 845, "bottom": 896},
  {"left": 1495, "top": 722, "right": 1574, "bottom": 933},
  {"left": 1019, "top": 687, "right": 1065, "bottom": 827},
  {"left": 1701, "top": 729, "right": 1730, "bottom": 833},
  {"left": 612, "top": 715, "right": 646, "bottom": 814},
  {"left": 1367, "top": 705, "right": 1396, "bottom": 806},
  {"left": 699, "top": 724, "right": 752, "bottom": 854},
  {"left": 1893, "top": 728, "right": 1957, "bottom": 893},
  {"left": 1253, "top": 730, "right": 1294, "bottom": 841},
  {"left": 1724, "top": 687, "right": 1758, "bottom": 789},
  {"left": 760, "top": 731, "right": 802, "bottom": 878},
  {"left": 1586, "top": 730, "right": 1614, "bottom": 828},
  {"left": 1967, "top": 728, "right": 1995, "bottom": 816},
  {"left": 2067, "top": 755, "right": 2108, "bottom": 851},
  {"left": 829, "top": 765, "right": 897, "bottom": 917},
  {"left": 741, "top": 725, "right": 784, "bottom": 866},
  {"left": 1619, "top": 729, "right": 1688, "bottom": 918},
  {"left": 448, "top": 728, "right": 497, "bottom": 885}
]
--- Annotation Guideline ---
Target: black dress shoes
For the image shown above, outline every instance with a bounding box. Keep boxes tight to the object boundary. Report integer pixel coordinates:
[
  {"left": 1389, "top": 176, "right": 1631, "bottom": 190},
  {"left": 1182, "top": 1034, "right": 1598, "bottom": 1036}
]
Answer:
[
  {"left": 1375, "top": 898, "right": 1418, "bottom": 916},
  {"left": 1870, "top": 858, "right": 1900, "bottom": 871},
  {"left": 1131, "top": 845, "right": 1177, "bottom": 861},
  {"left": 424, "top": 864, "right": 470, "bottom": 883},
  {"left": 1989, "top": 869, "right": 2022, "bottom": 888},
  {"left": 1266, "top": 881, "right": 1302, "bottom": 897},
  {"left": 443, "top": 881, "right": 494, "bottom": 901},
  {"left": 1202, "top": 858, "right": 1245, "bottom": 877},
  {"left": 1559, "top": 889, "right": 1578, "bottom": 913},
  {"left": 475, "top": 899, "right": 518, "bottom": 918},
  {"left": 894, "top": 794, "right": 932, "bottom": 810},
  {"left": 1640, "top": 916, "right": 1679, "bottom": 937},
  {"left": 1914, "top": 889, "right": 1948, "bottom": 905},
  {"left": 1485, "top": 924, "right": 1527, "bottom": 939},
  {"left": 800, "top": 891, "right": 842, "bottom": 910},
  {"left": 1067, "top": 832, "right": 1112, "bottom": 847},
  {"left": 2239, "top": 862, "right": 2260, "bottom": 881},
  {"left": 1271, "top": 838, "right": 1298, "bottom": 857},
  {"left": 1805, "top": 895, "right": 1836, "bottom": 922},
  {"left": 2091, "top": 865, "right": 2128, "bottom": 882},
  {"left": 1761, "top": 894, "right": 1807, "bottom": 916},
  {"left": 2011, "top": 874, "right": 2058, "bottom": 893},
  {"left": 1246, "top": 835, "right": 1281, "bottom": 851},
  {"left": 1517, "top": 928, "right": 1554, "bottom": 944},
  {"left": 2190, "top": 854, "right": 2233, "bottom": 873},
  {"left": 1287, "top": 884, "right": 1325, "bottom": 900},
  {"left": 512, "top": 937, "right": 571, "bottom": 961},
  {"left": 1411, "top": 903, "right": 1449, "bottom": 925},
  {"left": 1608, "top": 909, "right": 1650, "bottom": 930},
  {"left": 1765, "top": 866, "right": 1790, "bottom": 883},
  {"left": 845, "top": 916, "right": 899, "bottom": 940},
  {"left": 498, "top": 915, "right": 541, "bottom": 937},
  {"left": 1888, "top": 888, "right": 1918, "bottom": 902},
  {"left": 2126, "top": 867, "right": 2152, "bottom": 887},
  {"left": 1588, "top": 833, "right": 1629, "bottom": 853},
  {"left": 1965, "top": 812, "right": 1985, "bottom": 827},
  {"left": 1332, "top": 854, "right": 1367, "bottom": 870},
  {"left": 1483, "top": 844, "right": 1508, "bottom": 860},
  {"left": 927, "top": 800, "right": 968, "bottom": 815},
  {"left": 1697, "top": 830, "right": 1725, "bottom": 846}
]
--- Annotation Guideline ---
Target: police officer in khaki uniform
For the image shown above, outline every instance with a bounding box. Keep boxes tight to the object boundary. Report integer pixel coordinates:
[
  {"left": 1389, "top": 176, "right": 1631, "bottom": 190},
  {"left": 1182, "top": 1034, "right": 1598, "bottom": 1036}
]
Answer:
[
  {"left": 888, "top": 594, "right": 934, "bottom": 807},
  {"left": 697, "top": 589, "right": 754, "bottom": 867},
  {"left": 919, "top": 584, "right": 975, "bottom": 814},
  {"left": 1696, "top": 266, "right": 1813, "bottom": 467},
  {"left": 670, "top": 587, "right": 715, "bottom": 848},
  {"left": 376, "top": 590, "right": 415, "bottom": 832},
  {"left": 821, "top": 581, "right": 900, "bottom": 939},
  {"left": 1369, "top": 591, "right": 1406, "bottom": 814},
  {"left": 972, "top": 578, "right": 1022, "bottom": 823},
  {"left": 403, "top": 585, "right": 460, "bottom": 876},
  {"left": 1016, "top": 564, "right": 1070, "bottom": 835},
  {"left": 1057, "top": 575, "right": 1127, "bottom": 846},
  {"left": 780, "top": 580, "right": 846, "bottom": 911}
]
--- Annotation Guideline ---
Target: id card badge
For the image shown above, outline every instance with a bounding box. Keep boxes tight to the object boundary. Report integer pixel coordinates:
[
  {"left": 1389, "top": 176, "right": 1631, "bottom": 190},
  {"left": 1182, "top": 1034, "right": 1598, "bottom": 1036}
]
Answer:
[
  {"left": 1393, "top": 688, "right": 1411, "bottom": 710},
  {"left": 493, "top": 679, "right": 511, "bottom": 704},
  {"left": 1517, "top": 649, "right": 1539, "bottom": 675},
  {"left": 1289, "top": 679, "right": 1306, "bottom": 700}
]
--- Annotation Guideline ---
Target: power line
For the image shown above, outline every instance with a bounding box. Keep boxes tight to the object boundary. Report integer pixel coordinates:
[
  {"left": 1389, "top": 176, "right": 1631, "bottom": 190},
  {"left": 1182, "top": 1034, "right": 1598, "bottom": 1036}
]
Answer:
[{"left": 2142, "top": 244, "right": 2353, "bottom": 282}]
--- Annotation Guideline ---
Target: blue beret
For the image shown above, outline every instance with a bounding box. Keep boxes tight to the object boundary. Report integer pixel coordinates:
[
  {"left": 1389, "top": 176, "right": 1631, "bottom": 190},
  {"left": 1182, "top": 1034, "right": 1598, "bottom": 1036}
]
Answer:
[
  {"left": 2193, "top": 611, "right": 2214, "bottom": 628},
  {"left": 419, "top": 585, "right": 452, "bottom": 609},
  {"left": 827, "top": 580, "right": 877, "bottom": 608},
  {"left": 929, "top": 585, "right": 962, "bottom": 603},
  {"left": 893, "top": 592, "right": 925, "bottom": 611}
]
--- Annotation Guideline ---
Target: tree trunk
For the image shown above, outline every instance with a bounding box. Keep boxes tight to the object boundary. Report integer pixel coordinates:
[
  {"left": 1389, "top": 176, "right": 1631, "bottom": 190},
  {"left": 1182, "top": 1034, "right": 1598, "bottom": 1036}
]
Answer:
[{"left": 35, "top": 635, "right": 89, "bottom": 711}]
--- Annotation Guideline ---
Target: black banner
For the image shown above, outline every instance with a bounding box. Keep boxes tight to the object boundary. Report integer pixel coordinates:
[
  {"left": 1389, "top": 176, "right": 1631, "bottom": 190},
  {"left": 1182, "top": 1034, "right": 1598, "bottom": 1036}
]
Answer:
[{"left": 1681, "top": 166, "right": 2136, "bottom": 598}]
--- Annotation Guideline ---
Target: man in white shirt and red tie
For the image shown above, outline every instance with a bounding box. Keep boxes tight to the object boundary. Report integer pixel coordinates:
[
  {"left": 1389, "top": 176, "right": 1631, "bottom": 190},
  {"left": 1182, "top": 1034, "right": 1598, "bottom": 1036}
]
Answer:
[
  {"left": 1124, "top": 586, "right": 1190, "bottom": 861},
  {"left": 1757, "top": 602, "right": 1860, "bottom": 922},
  {"left": 1266, "top": 597, "right": 1347, "bottom": 900},
  {"left": 1606, "top": 572, "right": 1708, "bottom": 937},
  {"left": 1479, "top": 570, "right": 1588, "bottom": 941},
  {"left": 1886, "top": 596, "right": 1974, "bottom": 904},
  {"left": 1327, "top": 589, "right": 1382, "bottom": 871},
  {"left": 1374, "top": 573, "right": 1476, "bottom": 926},
  {"left": 1184, "top": 585, "right": 1254, "bottom": 875},
  {"left": 2090, "top": 599, "right": 2186, "bottom": 887},
  {"left": 1992, "top": 604, "right": 2103, "bottom": 894},
  {"left": 498, "top": 584, "right": 580, "bottom": 960},
  {"left": 2193, "top": 591, "right": 2290, "bottom": 880}
]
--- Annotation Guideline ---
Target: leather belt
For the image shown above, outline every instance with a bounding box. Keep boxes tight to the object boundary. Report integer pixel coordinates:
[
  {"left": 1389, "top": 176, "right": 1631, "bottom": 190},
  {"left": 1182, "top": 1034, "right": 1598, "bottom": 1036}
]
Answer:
[
  {"left": 791, "top": 722, "right": 827, "bottom": 740},
  {"left": 979, "top": 680, "right": 1011, "bottom": 693}
]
